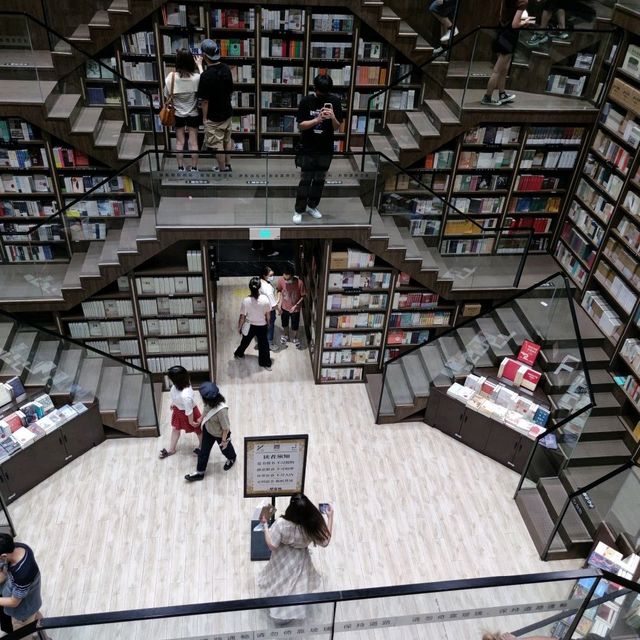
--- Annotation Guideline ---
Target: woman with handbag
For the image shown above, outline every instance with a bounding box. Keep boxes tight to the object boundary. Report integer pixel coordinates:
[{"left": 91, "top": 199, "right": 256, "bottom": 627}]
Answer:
[
  {"left": 184, "top": 381, "right": 236, "bottom": 482},
  {"left": 233, "top": 277, "right": 273, "bottom": 371},
  {"left": 163, "top": 49, "right": 202, "bottom": 172}
]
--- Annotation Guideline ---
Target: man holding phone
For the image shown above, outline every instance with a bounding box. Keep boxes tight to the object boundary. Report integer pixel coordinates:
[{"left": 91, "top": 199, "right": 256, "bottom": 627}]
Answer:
[{"left": 293, "top": 74, "right": 344, "bottom": 224}]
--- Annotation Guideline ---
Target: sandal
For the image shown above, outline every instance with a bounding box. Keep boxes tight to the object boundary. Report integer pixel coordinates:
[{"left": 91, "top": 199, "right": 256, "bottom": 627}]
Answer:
[{"left": 159, "top": 448, "right": 175, "bottom": 459}]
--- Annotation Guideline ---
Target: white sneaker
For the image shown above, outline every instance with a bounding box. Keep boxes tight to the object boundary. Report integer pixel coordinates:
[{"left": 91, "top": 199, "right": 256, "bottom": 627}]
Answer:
[
  {"left": 306, "top": 206, "right": 322, "bottom": 219},
  {"left": 440, "top": 27, "right": 459, "bottom": 43},
  {"left": 292, "top": 212, "right": 303, "bottom": 224}
]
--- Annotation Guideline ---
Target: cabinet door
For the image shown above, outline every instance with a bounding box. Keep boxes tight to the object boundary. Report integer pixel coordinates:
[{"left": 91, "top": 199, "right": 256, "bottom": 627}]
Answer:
[
  {"left": 60, "top": 404, "right": 105, "bottom": 459},
  {"left": 424, "top": 391, "right": 440, "bottom": 427},
  {"left": 0, "top": 469, "right": 14, "bottom": 504},
  {"left": 458, "top": 411, "right": 492, "bottom": 451},
  {"left": 512, "top": 436, "right": 534, "bottom": 474},
  {"left": 483, "top": 422, "right": 521, "bottom": 470},
  {"left": 431, "top": 390, "right": 465, "bottom": 437}
]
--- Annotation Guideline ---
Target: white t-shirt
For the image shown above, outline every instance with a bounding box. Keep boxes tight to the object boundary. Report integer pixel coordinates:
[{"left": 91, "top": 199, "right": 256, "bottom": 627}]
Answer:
[
  {"left": 164, "top": 72, "right": 201, "bottom": 117},
  {"left": 259, "top": 279, "right": 277, "bottom": 308},
  {"left": 241, "top": 294, "right": 270, "bottom": 326},
  {"left": 170, "top": 385, "right": 196, "bottom": 416}
]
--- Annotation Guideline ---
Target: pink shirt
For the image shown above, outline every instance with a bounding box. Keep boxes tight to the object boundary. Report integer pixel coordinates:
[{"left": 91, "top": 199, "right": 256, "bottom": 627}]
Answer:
[{"left": 277, "top": 276, "right": 306, "bottom": 312}]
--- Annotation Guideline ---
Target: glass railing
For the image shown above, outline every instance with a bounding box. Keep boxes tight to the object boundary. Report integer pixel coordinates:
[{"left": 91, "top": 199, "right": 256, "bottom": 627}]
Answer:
[
  {"left": 0, "top": 307, "right": 160, "bottom": 437},
  {"left": 4, "top": 568, "right": 639, "bottom": 639}
]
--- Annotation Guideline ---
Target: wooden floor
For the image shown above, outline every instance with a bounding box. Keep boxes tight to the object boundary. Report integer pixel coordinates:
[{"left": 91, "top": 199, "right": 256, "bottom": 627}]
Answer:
[{"left": 10, "top": 276, "right": 581, "bottom": 638}]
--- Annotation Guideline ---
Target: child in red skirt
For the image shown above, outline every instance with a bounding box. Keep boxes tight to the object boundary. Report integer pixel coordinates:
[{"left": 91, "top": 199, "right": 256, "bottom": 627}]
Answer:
[{"left": 159, "top": 365, "right": 203, "bottom": 458}]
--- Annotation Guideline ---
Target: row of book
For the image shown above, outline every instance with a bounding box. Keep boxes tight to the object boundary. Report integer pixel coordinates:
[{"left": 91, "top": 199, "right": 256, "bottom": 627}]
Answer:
[
  {"left": 311, "top": 15, "right": 353, "bottom": 33},
  {"left": 505, "top": 216, "right": 552, "bottom": 234},
  {"left": 621, "top": 338, "right": 640, "bottom": 375},
  {"left": 0, "top": 377, "right": 27, "bottom": 409},
  {"left": 261, "top": 138, "right": 293, "bottom": 152},
  {"left": 320, "top": 367, "right": 363, "bottom": 382},
  {"left": 68, "top": 221, "right": 105, "bottom": 241},
  {"left": 592, "top": 130, "right": 633, "bottom": 174},
  {"left": 582, "top": 289, "right": 623, "bottom": 341},
  {"left": 5, "top": 245, "right": 57, "bottom": 262},
  {"left": 230, "top": 114, "right": 256, "bottom": 132},
  {"left": 410, "top": 218, "right": 441, "bottom": 237},
  {"left": 138, "top": 296, "right": 206, "bottom": 317},
  {"left": 65, "top": 199, "right": 138, "bottom": 218},
  {"left": 52, "top": 147, "right": 91, "bottom": 169},
  {"left": 311, "top": 67, "right": 351, "bottom": 86},
  {"left": 327, "top": 271, "right": 392, "bottom": 290},
  {"left": 1, "top": 222, "right": 63, "bottom": 242},
  {"left": 321, "top": 350, "right": 379, "bottom": 365},
  {"left": 162, "top": 3, "right": 204, "bottom": 28},
  {"left": 121, "top": 31, "right": 156, "bottom": 56},
  {"left": 453, "top": 174, "right": 509, "bottom": 192},
  {"left": 584, "top": 156, "right": 624, "bottom": 200},
  {"left": 186, "top": 250, "right": 202, "bottom": 272},
  {"left": 146, "top": 336, "right": 208, "bottom": 353},
  {"left": 568, "top": 201, "right": 605, "bottom": 247},
  {"left": 87, "top": 86, "right": 121, "bottom": 106},
  {"left": 393, "top": 292, "right": 438, "bottom": 310},
  {"left": 424, "top": 150, "right": 455, "bottom": 170},
  {"left": 261, "top": 9, "right": 304, "bottom": 32},
  {"left": 261, "top": 37, "right": 304, "bottom": 58},
  {"left": 123, "top": 61, "right": 158, "bottom": 82},
  {"left": 323, "top": 332, "right": 382, "bottom": 348},
  {"left": 261, "top": 114, "right": 294, "bottom": 133},
  {"left": 453, "top": 196, "right": 504, "bottom": 214},
  {"left": 391, "top": 173, "right": 449, "bottom": 193},
  {"left": 325, "top": 313, "right": 385, "bottom": 329},
  {"left": 79, "top": 299, "right": 134, "bottom": 319},
  {"left": 126, "top": 88, "right": 160, "bottom": 108},
  {"left": 625, "top": 186, "right": 640, "bottom": 216},
  {"left": 357, "top": 40, "right": 388, "bottom": 60},
  {"left": 326, "top": 293, "right": 388, "bottom": 311},
  {"left": 260, "top": 91, "right": 298, "bottom": 109},
  {"left": 352, "top": 92, "right": 385, "bottom": 110},
  {"left": 0, "top": 200, "right": 56, "bottom": 218},
  {"left": 260, "top": 65, "right": 303, "bottom": 85},
  {"left": 383, "top": 194, "right": 442, "bottom": 215},
  {"left": 61, "top": 175, "right": 134, "bottom": 195},
  {"left": 441, "top": 238, "right": 495, "bottom": 255},
  {"left": 86, "top": 339, "right": 140, "bottom": 356},
  {"left": 388, "top": 90, "right": 416, "bottom": 110},
  {"left": 354, "top": 66, "right": 388, "bottom": 86},
  {"left": 515, "top": 175, "right": 562, "bottom": 191},
  {"left": 526, "top": 126, "right": 584, "bottom": 146},
  {"left": 147, "top": 355, "right": 209, "bottom": 373},
  {"left": 329, "top": 250, "right": 376, "bottom": 269},
  {"left": 444, "top": 218, "right": 494, "bottom": 236},
  {"left": 350, "top": 115, "right": 379, "bottom": 134},
  {"left": 519, "top": 148, "right": 578, "bottom": 169},
  {"left": 546, "top": 73, "right": 586, "bottom": 97},
  {"left": 85, "top": 58, "right": 117, "bottom": 80},
  {"left": 0, "top": 174, "right": 52, "bottom": 194},
  {"left": 136, "top": 276, "right": 204, "bottom": 295},
  {"left": 621, "top": 374, "right": 640, "bottom": 409},
  {"left": 210, "top": 8, "right": 255, "bottom": 30},
  {"left": 600, "top": 103, "right": 640, "bottom": 148},
  {"left": 388, "top": 311, "right": 450, "bottom": 328},
  {"left": 230, "top": 64, "right": 255, "bottom": 83},
  {"left": 387, "top": 329, "right": 430, "bottom": 345},
  {"left": 0, "top": 148, "right": 48, "bottom": 170},
  {"left": 463, "top": 126, "right": 520, "bottom": 145},
  {"left": 161, "top": 34, "right": 205, "bottom": 56},
  {"left": 130, "top": 113, "right": 162, "bottom": 133},
  {"left": 508, "top": 196, "right": 562, "bottom": 213},
  {"left": 603, "top": 238, "right": 640, "bottom": 288},
  {"left": 576, "top": 179, "right": 614, "bottom": 223},
  {"left": 68, "top": 320, "right": 136, "bottom": 339},
  {"left": 595, "top": 262, "right": 637, "bottom": 314},
  {"left": 142, "top": 318, "right": 207, "bottom": 336},
  {"left": 555, "top": 243, "right": 588, "bottom": 288},
  {"left": 457, "top": 150, "right": 516, "bottom": 170},
  {"left": 617, "top": 217, "right": 640, "bottom": 253},
  {"left": 0, "top": 118, "right": 37, "bottom": 143},
  {"left": 234, "top": 91, "right": 257, "bottom": 108}
]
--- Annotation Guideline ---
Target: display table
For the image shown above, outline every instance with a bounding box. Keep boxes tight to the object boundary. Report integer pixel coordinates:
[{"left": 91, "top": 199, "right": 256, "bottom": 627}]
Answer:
[
  {"left": 0, "top": 404, "right": 104, "bottom": 504},
  {"left": 425, "top": 387, "right": 535, "bottom": 473}
]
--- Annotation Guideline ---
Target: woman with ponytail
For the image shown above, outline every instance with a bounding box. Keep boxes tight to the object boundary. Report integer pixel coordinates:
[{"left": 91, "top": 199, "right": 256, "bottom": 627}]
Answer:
[{"left": 233, "top": 276, "right": 272, "bottom": 370}]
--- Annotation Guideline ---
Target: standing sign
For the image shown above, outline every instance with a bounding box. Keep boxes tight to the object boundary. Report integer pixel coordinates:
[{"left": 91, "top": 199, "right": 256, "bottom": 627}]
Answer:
[{"left": 244, "top": 434, "right": 308, "bottom": 498}]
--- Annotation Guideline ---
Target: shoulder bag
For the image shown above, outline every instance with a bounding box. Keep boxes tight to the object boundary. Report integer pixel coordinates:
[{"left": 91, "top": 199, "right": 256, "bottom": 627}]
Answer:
[{"left": 159, "top": 72, "right": 176, "bottom": 127}]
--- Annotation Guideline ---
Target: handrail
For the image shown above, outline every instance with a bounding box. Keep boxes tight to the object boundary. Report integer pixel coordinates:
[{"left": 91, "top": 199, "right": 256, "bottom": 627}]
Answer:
[
  {"left": 2, "top": 568, "right": 630, "bottom": 637},
  {"left": 0, "top": 10, "right": 160, "bottom": 165}
]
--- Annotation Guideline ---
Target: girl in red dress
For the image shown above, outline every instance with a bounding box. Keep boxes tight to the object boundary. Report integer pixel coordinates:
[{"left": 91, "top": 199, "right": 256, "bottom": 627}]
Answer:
[{"left": 159, "top": 365, "right": 202, "bottom": 458}]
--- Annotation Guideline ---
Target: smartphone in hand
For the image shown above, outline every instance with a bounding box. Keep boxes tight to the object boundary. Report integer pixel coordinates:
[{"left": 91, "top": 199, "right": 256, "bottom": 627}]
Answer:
[{"left": 319, "top": 502, "right": 330, "bottom": 515}]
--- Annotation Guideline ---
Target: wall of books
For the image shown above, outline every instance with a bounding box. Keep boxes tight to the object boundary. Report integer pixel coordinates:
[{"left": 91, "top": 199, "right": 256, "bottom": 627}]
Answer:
[
  {"left": 83, "top": 3, "right": 423, "bottom": 152},
  {"left": 381, "top": 122, "right": 585, "bottom": 256}
]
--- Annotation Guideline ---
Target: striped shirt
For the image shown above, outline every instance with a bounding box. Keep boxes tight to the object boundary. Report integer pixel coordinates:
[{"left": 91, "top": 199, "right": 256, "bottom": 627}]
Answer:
[{"left": 7, "top": 543, "right": 40, "bottom": 599}]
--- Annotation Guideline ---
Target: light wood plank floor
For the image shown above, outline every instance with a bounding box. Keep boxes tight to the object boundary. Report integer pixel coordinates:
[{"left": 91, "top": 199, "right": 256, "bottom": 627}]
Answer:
[{"left": 9, "top": 277, "right": 581, "bottom": 638}]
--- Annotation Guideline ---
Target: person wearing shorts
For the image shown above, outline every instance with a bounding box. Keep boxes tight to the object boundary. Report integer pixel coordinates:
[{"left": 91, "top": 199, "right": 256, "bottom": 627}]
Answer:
[
  {"left": 429, "top": 0, "right": 459, "bottom": 43},
  {"left": 276, "top": 266, "right": 306, "bottom": 348},
  {"left": 197, "top": 39, "right": 234, "bottom": 172},
  {"left": 528, "top": 0, "right": 571, "bottom": 46},
  {"left": 482, "top": 0, "right": 532, "bottom": 106},
  {"left": 164, "top": 49, "right": 202, "bottom": 172}
]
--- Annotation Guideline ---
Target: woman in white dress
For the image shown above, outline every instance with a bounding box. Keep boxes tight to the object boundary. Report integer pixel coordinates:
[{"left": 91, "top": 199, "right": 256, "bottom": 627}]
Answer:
[{"left": 258, "top": 494, "right": 334, "bottom": 624}]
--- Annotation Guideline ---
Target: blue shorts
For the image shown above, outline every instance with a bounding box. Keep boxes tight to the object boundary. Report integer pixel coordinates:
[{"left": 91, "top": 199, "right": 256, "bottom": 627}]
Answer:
[{"left": 429, "top": 0, "right": 456, "bottom": 18}]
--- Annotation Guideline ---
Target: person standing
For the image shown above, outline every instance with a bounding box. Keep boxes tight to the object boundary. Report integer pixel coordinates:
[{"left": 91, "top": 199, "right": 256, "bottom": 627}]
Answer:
[
  {"left": 197, "top": 39, "right": 234, "bottom": 172},
  {"left": 481, "top": 0, "right": 533, "bottom": 106},
  {"left": 234, "top": 277, "right": 272, "bottom": 371},
  {"left": 185, "top": 381, "right": 236, "bottom": 482},
  {"left": 164, "top": 49, "right": 202, "bottom": 173},
  {"left": 276, "top": 265, "right": 306, "bottom": 348},
  {"left": 260, "top": 265, "right": 278, "bottom": 349},
  {"left": 0, "top": 533, "right": 49, "bottom": 639},
  {"left": 257, "top": 494, "right": 333, "bottom": 624},
  {"left": 528, "top": 1, "right": 571, "bottom": 45},
  {"left": 429, "top": 0, "right": 459, "bottom": 43},
  {"left": 292, "top": 74, "right": 344, "bottom": 224},
  {"left": 159, "top": 365, "right": 202, "bottom": 459}
]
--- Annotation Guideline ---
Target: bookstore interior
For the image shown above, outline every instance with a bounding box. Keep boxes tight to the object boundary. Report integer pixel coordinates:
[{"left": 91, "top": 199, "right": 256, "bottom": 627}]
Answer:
[{"left": 2, "top": 0, "right": 640, "bottom": 637}]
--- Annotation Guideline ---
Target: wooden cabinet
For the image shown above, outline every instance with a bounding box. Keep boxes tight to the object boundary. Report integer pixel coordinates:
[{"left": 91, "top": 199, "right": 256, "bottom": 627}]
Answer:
[
  {"left": 0, "top": 404, "right": 104, "bottom": 504},
  {"left": 425, "top": 388, "right": 535, "bottom": 474}
]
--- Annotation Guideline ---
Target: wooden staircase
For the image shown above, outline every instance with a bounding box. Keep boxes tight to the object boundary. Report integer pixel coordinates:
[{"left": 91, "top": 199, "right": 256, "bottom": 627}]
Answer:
[{"left": 0, "top": 316, "right": 161, "bottom": 437}]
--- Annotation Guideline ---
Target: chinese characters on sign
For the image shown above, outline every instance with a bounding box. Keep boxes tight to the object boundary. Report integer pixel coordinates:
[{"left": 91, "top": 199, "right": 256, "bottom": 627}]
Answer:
[{"left": 244, "top": 435, "right": 308, "bottom": 498}]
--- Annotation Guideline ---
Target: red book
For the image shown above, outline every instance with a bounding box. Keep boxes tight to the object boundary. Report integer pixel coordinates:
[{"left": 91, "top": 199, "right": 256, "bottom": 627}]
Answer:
[
  {"left": 517, "top": 339, "right": 541, "bottom": 366},
  {"left": 519, "top": 367, "right": 542, "bottom": 392},
  {"left": 498, "top": 357, "right": 522, "bottom": 383}
]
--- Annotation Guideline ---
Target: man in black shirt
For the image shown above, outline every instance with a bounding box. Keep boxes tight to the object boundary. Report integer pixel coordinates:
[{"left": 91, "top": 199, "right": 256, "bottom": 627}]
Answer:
[
  {"left": 293, "top": 75, "right": 344, "bottom": 224},
  {"left": 197, "top": 39, "right": 234, "bottom": 171}
]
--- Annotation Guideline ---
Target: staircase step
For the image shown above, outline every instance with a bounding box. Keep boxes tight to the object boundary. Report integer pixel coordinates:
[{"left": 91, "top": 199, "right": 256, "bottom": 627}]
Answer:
[
  {"left": 540, "top": 345, "right": 609, "bottom": 369},
  {"left": 568, "top": 440, "right": 633, "bottom": 467},
  {"left": 406, "top": 111, "right": 439, "bottom": 139},
  {"left": 581, "top": 416, "right": 629, "bottom": 441},
  {"left": 137, "top": 208, "right": 157, "bottom": 241},
  {"left": 53, "top": 41, "right": 73, "bottom": 56},
  {"left": 387, "top": 123, "right": 420, "bottom": 150},
  {"left": 97, "top": 366, "right": 124, "bottom": 412},
  {"left": 475, "top": 317, "right": 515, "bottom": 359},
  {"left": 69, "top": 25, "right": 91, "bottom": 41},
  {"left": 385, "top": 369, "right": 413, "bottom": 407},
  {"left": 495, "top": 307, "right": 532, "bottom": 347},
  {"left": 369, "top": 209, "right": 388, "bottom": 238},
  {"left": 550, "top": 391, "right": 622, "bottom": 418},
  {"left": 49, "top": 347, "right": 83, "bottom": 396},
  {"left": 424, "top": 99, "right": 461, "bottom": 126},
  {"left": 396, "top": 227, "right": 424, "bottom": 260},
  {"left": 397, "top": 228, "right": 439, "bottom": 272},
  {"left": 515, "top": 489, "right": 573, "bottom": 559},
  {"left": 363, "top": 0, "right": 384, "bottom": 5},
  {"left": 380, "top": 377, "right": 394, "bottom": 416},
  {"left": 538, "top": 477, "right": 592, "bottom": 551},
  {"left": 439, "top": 335, "right": 473, "bottom": 375},
  {"left": 456, "top": 327, "right": 494, "bottom": 367},
  {"left": 412, "top": 237, "right": 452, "bottom": 276},
  {"left": 0, "top": 322, "right": 17, "bottom": 352},
  {"left": 380, "top": 7, "right": 401, "bottom": 20},
  {"left": 95, "top": 120, "right": 124, "bottom": 147},
  {"left": 62, "top": 253, "right": 85, "bottom": 290},
  {"left": 369, "top": 135, "right": 399, "bottom": 163},
  {"left": 89, "top": 9, "right": 111, "bottom": 27},
  {"left": 0, "top": 331, "right": 37, "bottom": 378},
  {"left": 418, "top": 344, "right": 451, "bottom": 386},
  {"left": 47, "top": 93, "right": 81, "bottom": 119},
  {"left": 381, "top": 216, "right": 407, "bottom": 249},
  {"left": 118, "top": 132, "right": 145, "bottom": 160},
  {"left": 24, "top": 340, "right": 61, "bottom": 386},
  {"left": 544, "top": 368, "right": 614, "bottom": 393},
  {"left": 73, "top": 357, "right": 104, "bottom": 402},
  {"left": 117, "top": 373, "right": 144, "bottom": 419},
  {"left": 108, "top": 0, "right": 130, "bottom": 12},
  {"left": 414, "top": 35, "right": 432, "bottom": 51},
  {"left": 0, "top": 50, "right": 54, "bottom": 70},
  {"left": 118, "top": 218, "right": 140, "bottom": 253},
  {"left": 0, "top": 80, "right": 57, "bottom": 105},
  {"left": 80, "top": 243, "right": 104, "bottom": 278},
  {"left": 99, "top": 229, "right": 121, "bottom": 265},
  {"left": 137, "top": 381, "right": 160, "bottom": 428},
  {"left": 398, "top": 21, "right": 417, "bottom": 37},
  {"left": 400, "top": 352, "right": 430, "bottom": 398},
  {"left": 71, "top": 107, "right": 103, "bottom": 134}
]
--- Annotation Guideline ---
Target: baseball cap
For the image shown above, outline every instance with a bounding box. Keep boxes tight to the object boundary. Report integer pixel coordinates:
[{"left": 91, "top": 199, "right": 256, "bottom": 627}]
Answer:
[
  {"left": 201, "top": 39, "right": 220, "bottom": 61},
  {"left": 199, "top": 381, "right": 219, "bottom": 399}
]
